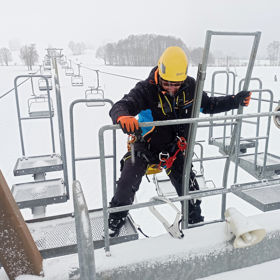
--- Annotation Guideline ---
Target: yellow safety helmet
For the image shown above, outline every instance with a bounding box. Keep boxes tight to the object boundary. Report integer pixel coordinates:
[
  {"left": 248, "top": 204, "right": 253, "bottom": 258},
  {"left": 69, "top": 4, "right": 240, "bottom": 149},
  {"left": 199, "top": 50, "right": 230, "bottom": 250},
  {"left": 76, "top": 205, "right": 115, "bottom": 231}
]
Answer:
[{"left": 158, "top": 46, "right": 188, "bottom": 82}]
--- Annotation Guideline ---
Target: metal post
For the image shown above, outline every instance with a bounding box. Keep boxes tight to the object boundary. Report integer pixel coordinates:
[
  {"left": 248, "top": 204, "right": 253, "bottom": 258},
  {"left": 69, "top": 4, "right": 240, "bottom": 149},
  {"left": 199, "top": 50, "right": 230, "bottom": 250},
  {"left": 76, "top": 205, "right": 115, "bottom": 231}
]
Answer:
[
  {"left": 14, "top": 77, "right": 26, "bottom": 156},
  {"left": 96, "top": 70, "right": 100, "bottom": 89},
  {"left": 98, "top": 126, "right": 111, "bottom": 255},
  {"left": 182, "top": 30, "right": 212, "bottom": 229},
  {"left": 54, "top": 75, "right": 69, "bottom": 198},
  {"left": 73, "top": 180, "right": 96, "bottom": 280},
  {"left": 30, "top": 76, "right": 35, "bottom": 96}
]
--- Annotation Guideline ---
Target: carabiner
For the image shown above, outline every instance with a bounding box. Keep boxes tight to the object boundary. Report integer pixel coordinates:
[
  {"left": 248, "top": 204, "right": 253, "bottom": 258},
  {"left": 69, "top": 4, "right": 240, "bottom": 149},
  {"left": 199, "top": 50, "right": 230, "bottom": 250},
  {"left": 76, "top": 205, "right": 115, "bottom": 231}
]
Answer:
[{"left": 159, "top": 151, "right": 169, "bottom": 162}]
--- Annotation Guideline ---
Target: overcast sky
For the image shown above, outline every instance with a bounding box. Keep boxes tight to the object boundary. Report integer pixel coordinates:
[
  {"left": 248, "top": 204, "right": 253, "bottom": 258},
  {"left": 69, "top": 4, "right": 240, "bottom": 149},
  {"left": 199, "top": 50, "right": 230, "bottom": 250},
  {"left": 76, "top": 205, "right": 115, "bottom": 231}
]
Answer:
[{"left": 1, "top": 0, "right": 279, "bottom": 57}]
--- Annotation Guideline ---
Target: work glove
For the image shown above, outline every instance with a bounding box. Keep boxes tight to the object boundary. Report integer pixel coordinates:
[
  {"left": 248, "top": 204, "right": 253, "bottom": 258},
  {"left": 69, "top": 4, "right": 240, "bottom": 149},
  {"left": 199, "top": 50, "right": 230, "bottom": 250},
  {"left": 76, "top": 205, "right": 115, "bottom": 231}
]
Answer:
[
  {"left": 233, "top": 91, "right": 252, "bottom": 107},
  {"left": 117, "top": 115, "right": 141, "bottom": 135}
]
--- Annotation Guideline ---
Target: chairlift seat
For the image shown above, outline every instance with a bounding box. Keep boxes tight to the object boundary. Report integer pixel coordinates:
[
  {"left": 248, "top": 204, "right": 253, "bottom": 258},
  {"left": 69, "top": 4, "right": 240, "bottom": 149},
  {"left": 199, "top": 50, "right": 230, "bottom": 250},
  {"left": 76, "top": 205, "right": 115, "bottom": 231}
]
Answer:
[
  {"left": 38, "top": 78, "right": 53, "bottom": 91},
  {"left": 28, "top": 95, "right": 54, "bottom": 118},
  {"left": 65, "top": 67, "right": 74, "bottom": 76},
  {"left": 42, "top": 72, "right": 52, "bottom": 79},
  {"left": 232, "top": 178, "right": 280, "bottom": 211},
  {"left": 12, "top": 178, "right": 67, "bottom": 209},
  {"left": 85, "top": 88, "right": 105, "bottom": 107},
  {"left": 43, "top": 65, "right": 51, "bottom": 71},
  {"left": 25, "top": 210, "right": 138, "bottom": 259},
  {"left": 14, "top": 154, "right": 63, "bottom": 176},
  {"left": 71, "top": 75, "right": 83, "bottom": 86}
]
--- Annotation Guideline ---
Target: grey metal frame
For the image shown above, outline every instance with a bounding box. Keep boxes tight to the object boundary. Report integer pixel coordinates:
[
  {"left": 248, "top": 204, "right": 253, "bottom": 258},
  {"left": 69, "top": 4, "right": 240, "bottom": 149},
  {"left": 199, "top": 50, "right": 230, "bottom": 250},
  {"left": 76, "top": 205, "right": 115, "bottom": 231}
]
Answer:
[
  {"left": 13, "top": 66, "right": 69, "bottom": 203},
  {"left": 14, "top": 75, "right": 55, "bottom": 156},
  {"left": 53, "top": 74, "right": 70, "bottom": 199},
  {"left": 99, "top": 111, "right": 280, "bottom": 255},
  {"left": 85, "top": 87, "right": 105, "bottom": 107},
  {"left": 69, "top": 99, "right": 116, "bottom": 189},
  {"left": 182, "top": 31, "right": 261, "bottom": 228}
]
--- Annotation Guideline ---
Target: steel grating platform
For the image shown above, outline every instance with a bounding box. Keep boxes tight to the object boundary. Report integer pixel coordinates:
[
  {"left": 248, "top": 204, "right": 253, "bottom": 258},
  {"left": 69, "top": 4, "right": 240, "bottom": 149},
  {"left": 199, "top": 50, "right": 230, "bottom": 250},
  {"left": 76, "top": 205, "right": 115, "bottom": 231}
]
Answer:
[
  {"left": 211, "top": 136, "right": 255, "bottom": 154},
  {"left": 26, "top": 209, "right": 138, "bottom": 258},
  {"left": 238, "top": 153, "right": 280, "bottom": 179},
  {"left": 12, "top": 178, "right": 67, "bottom": 208},
  {"left": 14, "top": 154, "right": 63, "bottom": 176},
  {"left": 232, "top": 178, "right": 280, "bottom": 211}
]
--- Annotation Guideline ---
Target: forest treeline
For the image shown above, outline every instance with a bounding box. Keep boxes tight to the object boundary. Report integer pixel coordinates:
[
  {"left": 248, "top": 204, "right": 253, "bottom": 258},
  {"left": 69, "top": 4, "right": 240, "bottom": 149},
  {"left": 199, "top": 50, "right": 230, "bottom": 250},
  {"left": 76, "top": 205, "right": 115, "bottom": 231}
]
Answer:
[{"left": 95, "top": 34, "right": 214, "bottom": 66}]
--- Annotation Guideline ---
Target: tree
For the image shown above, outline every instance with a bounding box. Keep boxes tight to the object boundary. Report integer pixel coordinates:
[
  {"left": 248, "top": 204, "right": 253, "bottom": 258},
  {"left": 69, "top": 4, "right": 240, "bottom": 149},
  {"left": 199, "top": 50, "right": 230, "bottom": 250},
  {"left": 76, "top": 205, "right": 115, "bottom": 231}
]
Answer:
[
  {"left": 96, "top": 45, "right": 107, "bottom": 64},
  {"left": 19, "top": 44, "right": 39, "bottom": 70},
  {"left": 68, "top": 41, "right": 86, "bottom": 55},
  {"left": 0, "top": 48, "right": 12, "bottom": 66},
  {"left": 96, "top": 34, "right": 190, "bottom": 66},
  {"left": 267, "top": 41, "right": 280, "bottom": 66},
  {"left": 190, "top": 47, "right": 215, "bottom": 66}
]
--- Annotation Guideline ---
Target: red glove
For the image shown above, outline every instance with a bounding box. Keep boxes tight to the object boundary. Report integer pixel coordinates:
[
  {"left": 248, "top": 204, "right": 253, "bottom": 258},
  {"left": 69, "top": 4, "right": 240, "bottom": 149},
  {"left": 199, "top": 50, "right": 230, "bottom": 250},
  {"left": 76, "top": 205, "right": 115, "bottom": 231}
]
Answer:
[{"left": 117, "top": 116, "right": 140, "bottom": 135}]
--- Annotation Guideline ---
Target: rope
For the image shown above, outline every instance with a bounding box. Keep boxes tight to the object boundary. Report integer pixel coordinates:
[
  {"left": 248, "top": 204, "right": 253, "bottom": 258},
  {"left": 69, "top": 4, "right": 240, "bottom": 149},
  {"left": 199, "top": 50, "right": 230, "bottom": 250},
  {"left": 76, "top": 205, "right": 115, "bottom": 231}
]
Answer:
[
  {"left": 78, "top": 63, "right": 142, "bottom": 81},
  {"left": 0, "top": 68, "right": 40, "bottom": 100},
  {"left": 99, "top": 70, "right": 142, "bottom": 81}
]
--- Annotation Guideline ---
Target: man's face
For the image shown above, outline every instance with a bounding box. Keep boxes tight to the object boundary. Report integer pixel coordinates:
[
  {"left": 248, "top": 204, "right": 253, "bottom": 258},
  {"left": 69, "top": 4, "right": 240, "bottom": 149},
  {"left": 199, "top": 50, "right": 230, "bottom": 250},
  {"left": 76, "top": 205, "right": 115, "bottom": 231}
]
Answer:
[{"left": 160, "top": 79, "right": 183, "bottom": 96}]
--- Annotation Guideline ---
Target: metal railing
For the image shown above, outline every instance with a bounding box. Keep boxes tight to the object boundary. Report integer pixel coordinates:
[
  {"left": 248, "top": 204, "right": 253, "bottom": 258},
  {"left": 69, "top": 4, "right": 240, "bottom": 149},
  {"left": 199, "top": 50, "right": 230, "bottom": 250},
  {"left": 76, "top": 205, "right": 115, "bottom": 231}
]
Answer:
[
  {"left": 189, "top": 31, "right": 261, "bottom": 227},
  {"left": 99, "top": 110, "right": 280, "bottom": 255},
  {"left": 70, "top": 99, "right": 116, "bottom": 191}
]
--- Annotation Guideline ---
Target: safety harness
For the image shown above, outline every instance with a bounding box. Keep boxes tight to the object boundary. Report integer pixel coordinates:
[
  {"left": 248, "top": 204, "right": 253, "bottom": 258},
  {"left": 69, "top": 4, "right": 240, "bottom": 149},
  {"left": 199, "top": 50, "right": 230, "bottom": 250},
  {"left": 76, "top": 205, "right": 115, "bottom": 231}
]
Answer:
[{"left": 158, "top": 136, "right": 187, "bottom": 169}]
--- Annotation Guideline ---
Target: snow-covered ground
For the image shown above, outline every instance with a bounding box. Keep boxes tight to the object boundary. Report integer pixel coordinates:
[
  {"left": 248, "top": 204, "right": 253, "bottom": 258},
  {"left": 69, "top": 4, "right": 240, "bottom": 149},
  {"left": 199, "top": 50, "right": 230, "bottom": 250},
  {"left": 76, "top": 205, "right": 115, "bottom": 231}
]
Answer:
[{"left": 1, "top": 51, "right": 280, "bottom": 279}]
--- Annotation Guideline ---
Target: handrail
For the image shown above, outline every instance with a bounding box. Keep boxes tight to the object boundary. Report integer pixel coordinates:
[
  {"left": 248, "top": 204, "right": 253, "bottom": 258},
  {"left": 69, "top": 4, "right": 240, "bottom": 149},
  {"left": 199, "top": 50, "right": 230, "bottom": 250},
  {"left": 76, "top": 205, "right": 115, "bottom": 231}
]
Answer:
[{"left": 99, "top": 109, "right": 280, "bottom": 255}]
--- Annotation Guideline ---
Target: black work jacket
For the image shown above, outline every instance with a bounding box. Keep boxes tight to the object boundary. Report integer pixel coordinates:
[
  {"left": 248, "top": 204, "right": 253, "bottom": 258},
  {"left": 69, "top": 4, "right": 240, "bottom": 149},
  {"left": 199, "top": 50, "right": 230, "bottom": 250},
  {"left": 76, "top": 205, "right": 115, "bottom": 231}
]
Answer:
[{"left": 110, "top": 66, "right": 238, "bottom": 154}]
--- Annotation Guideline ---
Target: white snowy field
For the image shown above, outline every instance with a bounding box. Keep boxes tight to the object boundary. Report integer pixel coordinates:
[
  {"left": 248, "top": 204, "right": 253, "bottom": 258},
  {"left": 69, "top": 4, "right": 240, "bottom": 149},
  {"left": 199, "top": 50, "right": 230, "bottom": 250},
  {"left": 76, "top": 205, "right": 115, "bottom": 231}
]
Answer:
[{"left": 1, "top": 52, "right": 280, "bottom": 279}]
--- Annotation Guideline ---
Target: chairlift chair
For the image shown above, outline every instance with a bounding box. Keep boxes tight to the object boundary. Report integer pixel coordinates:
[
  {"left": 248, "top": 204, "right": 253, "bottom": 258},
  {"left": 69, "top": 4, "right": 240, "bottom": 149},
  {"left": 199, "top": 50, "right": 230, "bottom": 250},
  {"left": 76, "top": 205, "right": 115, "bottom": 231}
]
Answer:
[
  {"left": 65, "top": 67, "right": 74, "bottom": 76},
  {"left": 42, "top": 71, "right": 52, "bottom": 79},
  {"left": 71, "top": 75, "right": 83, "bottom": 86},
  {"left": 43, "top": 64, "right": 52, "bottom": 71},
  {"left": 85, "top": 87, "right": 105, "bottom": 106},
  {"left": 28, "top": 95, "right": 54, "bottom": 118},
  {"left": 38, "top": 78, "right": 53, "bottom": 91}
]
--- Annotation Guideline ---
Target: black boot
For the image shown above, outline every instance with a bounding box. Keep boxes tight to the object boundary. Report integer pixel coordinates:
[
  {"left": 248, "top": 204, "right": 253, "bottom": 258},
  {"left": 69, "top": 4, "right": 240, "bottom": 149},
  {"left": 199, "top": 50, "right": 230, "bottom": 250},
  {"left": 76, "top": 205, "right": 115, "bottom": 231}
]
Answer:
[
  {"left": 108, "top": 214, "right": 126, "bottom": 237},
  {"left": 188, "top": 199, "right": 204, "bottom": 224}
]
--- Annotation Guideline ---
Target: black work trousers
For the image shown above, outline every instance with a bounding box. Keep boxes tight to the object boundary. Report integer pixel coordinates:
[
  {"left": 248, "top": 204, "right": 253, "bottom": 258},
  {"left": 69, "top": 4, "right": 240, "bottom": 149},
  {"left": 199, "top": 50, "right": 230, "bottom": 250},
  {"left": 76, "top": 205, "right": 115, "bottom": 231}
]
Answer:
[{"left": 110, "top": 151, "right": 203, "bottom": 224}]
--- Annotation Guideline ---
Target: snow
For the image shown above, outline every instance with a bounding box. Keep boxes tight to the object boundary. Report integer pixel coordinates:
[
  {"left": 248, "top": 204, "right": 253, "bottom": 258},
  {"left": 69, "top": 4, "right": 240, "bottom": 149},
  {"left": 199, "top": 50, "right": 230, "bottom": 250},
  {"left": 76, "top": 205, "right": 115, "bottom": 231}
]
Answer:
[
  {"left": 1, "top": 209, "right": 278, "bottom": 280},
  {"left": 1, "top": 52, "right": 280, "bottom": 279}
]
